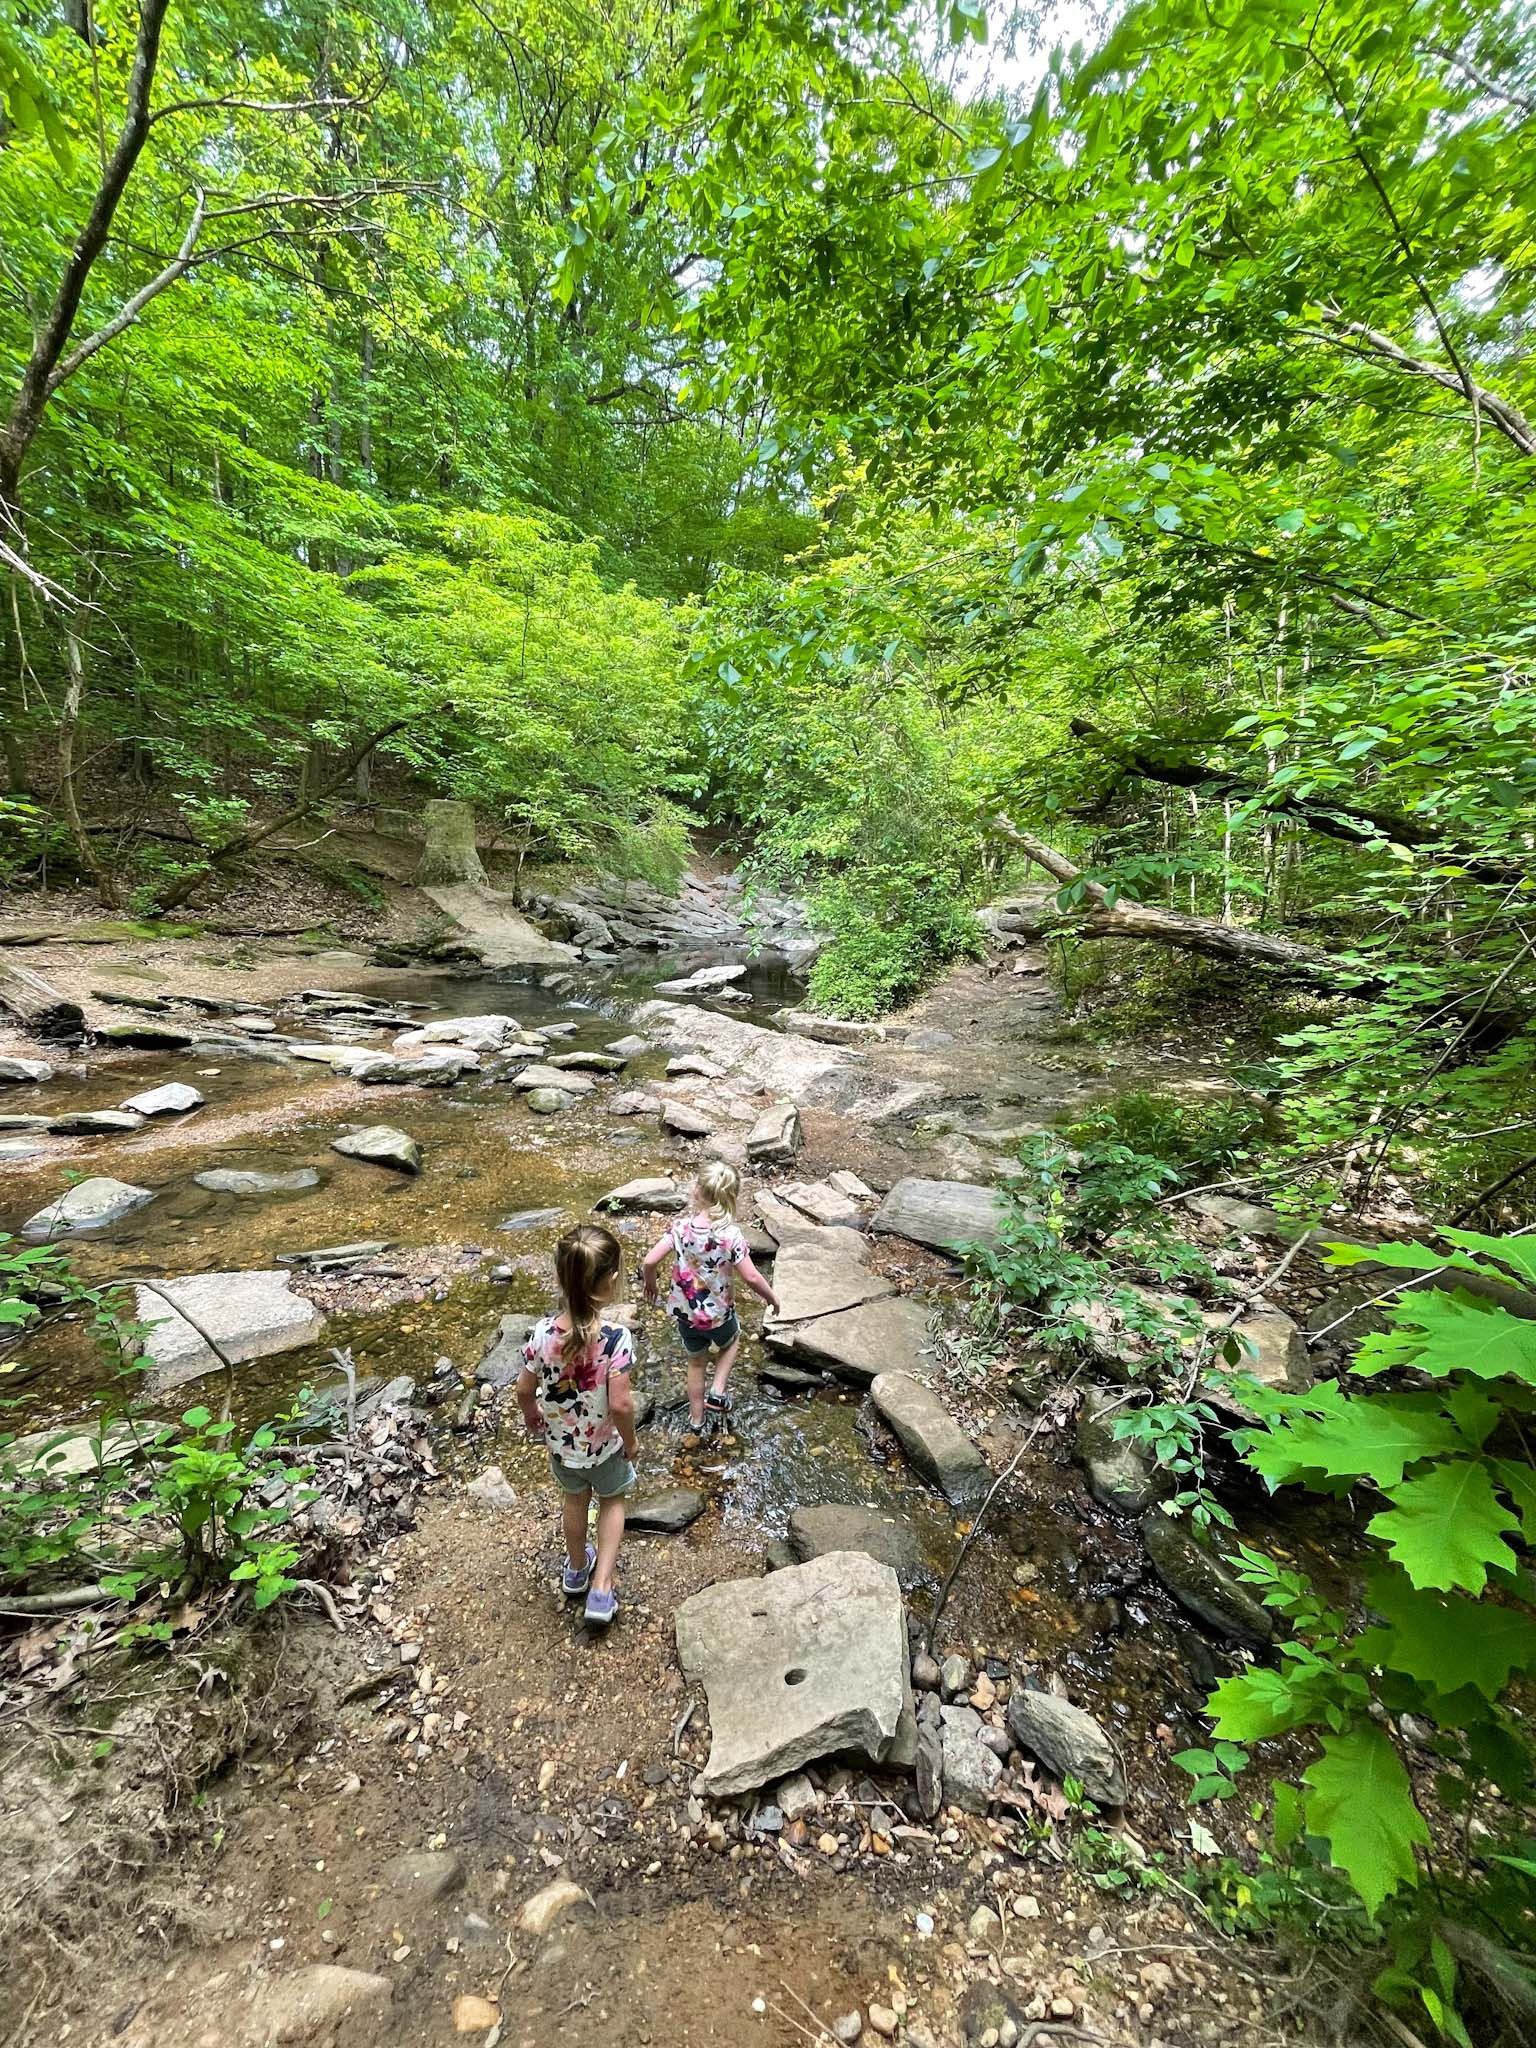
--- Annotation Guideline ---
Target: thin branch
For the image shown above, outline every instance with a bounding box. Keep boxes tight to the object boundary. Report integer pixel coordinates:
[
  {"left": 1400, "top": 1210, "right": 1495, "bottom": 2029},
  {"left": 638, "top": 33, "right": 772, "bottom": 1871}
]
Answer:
[
  {"left": 149, "top": 91, "right": 371, "bottom": 127},
  {"left": 47, "top": 189, "right": 207, "bottom": 395},
  {"left": 1305, "top": 310, "right": 1536, "bottom": 459},
  {"left": 1424, "top": 43, "right": 1536, "bottom": 117}
]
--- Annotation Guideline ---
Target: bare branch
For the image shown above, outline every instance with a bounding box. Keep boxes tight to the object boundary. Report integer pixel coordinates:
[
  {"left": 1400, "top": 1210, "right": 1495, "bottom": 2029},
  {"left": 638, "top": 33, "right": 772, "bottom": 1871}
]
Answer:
[
  {"left": 150, "top": 91, "right": 371, "bottom": 128},
  {"left": 1425, "top": 43, "right": 1536, "bottom": 117},
  {"left": 47, "top": 189, "right": 207, "bottom": 396},
  {"left": 1305, "top": 309, "right": 1536, "bottom": 459}
]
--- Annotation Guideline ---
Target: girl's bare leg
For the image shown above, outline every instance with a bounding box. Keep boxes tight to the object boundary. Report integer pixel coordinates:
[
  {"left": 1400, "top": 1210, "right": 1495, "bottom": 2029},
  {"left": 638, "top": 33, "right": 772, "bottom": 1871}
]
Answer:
[
  {"left": 591, "top": 1495, "right": 625, "bottom": 1594},
  {"left": 687, "top": 1359, "right": 707, "bottom": 1426},
  {"left": 710, "top": 1333, "right": 740, "bottom": 1401},
  {"left": 561, "top": 1487, "right": 590, "bottom": 1572}
]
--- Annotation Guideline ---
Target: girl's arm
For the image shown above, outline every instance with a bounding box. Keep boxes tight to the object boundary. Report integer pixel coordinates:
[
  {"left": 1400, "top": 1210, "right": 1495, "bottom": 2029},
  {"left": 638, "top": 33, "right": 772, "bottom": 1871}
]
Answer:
[
  {"left": 515, "top": 1364, "right": 546, "bottom": 1439},
  {"left": 641, "top": 1232, "right": 673, "bottom": 1305},
  {"left": 606, "top": 1372, "right": 638, "bottom": 1460},
  {"left": 736, "top": 1251, "right": 781, "bottom": 1316}
]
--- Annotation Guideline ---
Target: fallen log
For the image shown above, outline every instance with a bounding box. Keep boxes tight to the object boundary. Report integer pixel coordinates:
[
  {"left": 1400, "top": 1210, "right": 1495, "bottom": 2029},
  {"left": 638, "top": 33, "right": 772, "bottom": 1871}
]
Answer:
[
  {"left": 1, "top": 961, "right": 87, "bottom": 1041},
  {"left": 1068, "top": 717, "right": 1523, "bottom": 887}
]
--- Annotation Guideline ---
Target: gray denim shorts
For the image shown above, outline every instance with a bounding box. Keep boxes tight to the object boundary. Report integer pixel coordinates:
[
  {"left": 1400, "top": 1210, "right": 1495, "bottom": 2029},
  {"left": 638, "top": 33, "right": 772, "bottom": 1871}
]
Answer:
[{"left": 548, "top": 1446, "right": 635, "bottom": 1499}]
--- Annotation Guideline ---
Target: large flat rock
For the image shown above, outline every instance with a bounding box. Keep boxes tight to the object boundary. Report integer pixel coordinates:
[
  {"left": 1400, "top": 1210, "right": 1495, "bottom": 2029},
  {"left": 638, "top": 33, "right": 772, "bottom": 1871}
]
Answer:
[
  {"left": 769, "top": 1238, "right": 893, "bottom": 1324},
  {"left": 786, "top": 1504, "right": 926, "bottom": 1585},
  {"left": 766, "top": 1293, "right": 933, "bottom": 1386},
  {"left": 24, "top": 1177, "right": 154, "bottom": 1236},
  {"left": 871, "top": 1176, "right": 1007, "bottom": 1254},
  {"left": 675, "top": 1549, "right": 914, "bottom": 1795},
  {"left": 870, "top": 1371, "right": 990, "bottom": 1509},
  {"left": 137, "top": 1271, "right": 326, "bottom": 1396},
  {"left": 631, "top": 1000, "right": 847, "bottom": 1100}
]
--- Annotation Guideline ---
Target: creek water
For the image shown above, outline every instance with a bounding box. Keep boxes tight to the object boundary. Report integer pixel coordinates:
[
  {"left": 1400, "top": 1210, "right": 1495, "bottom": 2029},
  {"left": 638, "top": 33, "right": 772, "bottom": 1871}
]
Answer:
[{"left": 1, "top": 946, "right": 1325, "bottom": 1804}]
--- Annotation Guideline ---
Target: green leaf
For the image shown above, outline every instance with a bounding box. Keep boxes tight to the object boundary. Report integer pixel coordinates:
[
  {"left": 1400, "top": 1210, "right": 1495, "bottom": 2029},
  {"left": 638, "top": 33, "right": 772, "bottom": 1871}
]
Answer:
[
  {"left": 1302, "top": 1727, "right": 1429, "bottom": 1916},
  {"left": 1207, "top": 1666, "right": 1314, "bottom": 1740},
  {"left": 1358, "top": 1292, "right": 1536, "bottom": 1384},
  {"left": 1354, "top": 1570, "right": 1536, "bottom": 1700},
  {"left": 1367, "top": 1461, "right": 1521, "bottom": 1593},
  {"left": 1494, "top": 1458, "right": 1536, "bottom": 1541},
  {"left": 1246, "top": 1395, "right": 1465, "bottom": 1490}
]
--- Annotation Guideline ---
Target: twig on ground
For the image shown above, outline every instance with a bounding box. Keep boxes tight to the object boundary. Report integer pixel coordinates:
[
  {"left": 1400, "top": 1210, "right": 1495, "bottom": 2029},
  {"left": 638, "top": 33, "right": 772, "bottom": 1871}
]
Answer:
[
  {"left": 671, "top": 1700, "right": 695, "bottom": 1755},
  {"left": 292, "top": 1578, "right": 344, "bottom": 1632}
]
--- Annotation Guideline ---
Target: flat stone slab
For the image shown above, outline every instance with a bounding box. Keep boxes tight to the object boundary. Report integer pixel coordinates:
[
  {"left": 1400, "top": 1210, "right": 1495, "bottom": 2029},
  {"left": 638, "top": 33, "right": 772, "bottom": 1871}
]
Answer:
[
  {"left": 870, "top": 1372, "right": 990, "bottom": 1509},
  {"left": 766, "top": 1294, "right": 933, "bottom": 1387},
  {"left": 1007, "top": 1688, "right": 1127, "bottom": 1808},
  {"left": 753, "top": 1189, "right": 825, "bottom": 1244},
  {"left": 497, "top": 1207, "right": 564, "bottom": 1232},
  {"left": 48, "top": 1110, "right": 144, "bottom": 1135},
  {"left": 97, "top": 1020, "right": 194, "bottom": 1049},
  {"left": 596, "top": 1176, "right": 686, "bottom": 1215},
  {"left": 746, "top": 1101, "right": 802, "bottom": 1165},
  {"left": 510, "top": 1063, "right": 595, "bottom": 1095},
  {"left": 607, "top": 1035, "right": 649, "bottom": 1058},
  {"left": 632, "top": 1000, "right": 846, "bottom": 1100},
  {"left": 0, "top": 1057, "right": 53, "bottom": 1083},
  {"left": 120, "top": 1082, "right": 204, "bottom": 1116},
  {"left": 675, "top": 1549, "right": 915, "bottom": 1796},
  {"left": 548, "top": 1050, "right": 627, "bottom": 1072},
  {"left": 871, "top": 1177, "right": 1007, "bottom": 1255},
  {"left": 476, "top": 1312, "right": 536, "bottom": 1387},
  {"left": 354, "top": 1053, "right": 476, "bottom": 1086},
  {"left": 137, "top": 1270, "right": 325, "bottom": 1396},
  {"left": 654, "top": 964, "right": 747, "bottom": 993},
  {"left": 769, "top": 1239, "right": 893, "bottom": 1324},
  {"left": 779, "top": 1180, "right": 863, "bottom": 1227},
  {"left": 194, "top": 1167, "right": 321, "bottom": 1196},
  {"left": 330, "top": 1125, "right": 421, "bottom": 1174},
  {"left": 666, "top": 1053, "right": 725, "bottom": 1078},
  {"left": 787, "top": 1504, "right": 926, "bottom": 1585},
  {"left": 393, "top": 1014, "right": 520, "bottom": 1053},
  {"left": 608, "top": 1090, "right": 662, "bottom": 1116},
  {"left": 24, "top": 1176, "right": 154, "bottom": 1236},
  {"left": 628, "top": 1488, "right": 706, "bottom": 1533},
  {"left": 660, "top": 1101, "right": 713, "bottom": 1137}
]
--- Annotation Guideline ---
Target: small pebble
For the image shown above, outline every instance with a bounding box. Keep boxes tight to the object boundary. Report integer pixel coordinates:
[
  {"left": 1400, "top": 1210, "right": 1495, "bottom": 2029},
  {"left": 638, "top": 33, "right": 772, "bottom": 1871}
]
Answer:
[
  {"left": 867, "top": 2006, "right": 899, "bottom": 2040},
  {"left": 833, "top": 2016, "right": 862, "bottom": 2046}
]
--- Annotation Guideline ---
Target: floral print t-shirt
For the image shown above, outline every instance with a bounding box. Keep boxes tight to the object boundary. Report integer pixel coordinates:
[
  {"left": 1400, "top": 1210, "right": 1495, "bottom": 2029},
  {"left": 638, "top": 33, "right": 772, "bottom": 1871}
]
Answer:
[
  {"left": 522, "top": 1315, "right": 634, "bottom": 1468},
  {"left": 668, "top": 1212, "right": 748, "bottom": 1331}
]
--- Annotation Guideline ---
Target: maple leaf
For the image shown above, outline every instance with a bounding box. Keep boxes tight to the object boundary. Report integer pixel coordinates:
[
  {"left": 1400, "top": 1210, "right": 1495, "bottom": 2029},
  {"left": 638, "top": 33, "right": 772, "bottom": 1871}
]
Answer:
[
  {"left": 1303, "top": 1726, "right": 1429, "bottom": 1917},
  {"left": 1367, "top": 1461, "right": 1520, "bottom": 1594}
]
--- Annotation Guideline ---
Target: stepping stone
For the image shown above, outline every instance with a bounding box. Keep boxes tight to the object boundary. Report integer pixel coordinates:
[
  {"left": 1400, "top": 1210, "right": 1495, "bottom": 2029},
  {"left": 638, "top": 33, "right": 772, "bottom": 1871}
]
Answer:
[
  {"left": 828, "top": 1170, "right": 874, "bottom": 1199},
  {"left": 47, "top": 1110, "right": 144, "bottom": 1135},
  {"left": 354, "top": 1053, "right": 476, "bottom": 1085},
  {"left": 509, "top": 1063, "right": 595, "bottom": 1095},
  {"left": 660, "top": 1102, "right": 713, "bottom": 1137},
  {"left": 940, "top": 1703, "right": 1003, "bottom": 1813},
  {"left": 870, "top": 1372, "right": 990, "bottom": 1509},
  {"left": 607, "top": 1035, "right": 649, "bottom": 1058},
  {"left": 0, "top": 1114, "right": 49, "bottom": 1130},
  {"left": 330, "top": 1125, "right": 422, "bottom": 1174},
  {"left": 786, "top": 1503, "right": 926, "bottom": 1585},
  {"left": 0, "top": 1057, "right": 53, "bottom": 1083},
  {"left": 548, "top": 1050, "right": 627, "bottom": 1072},
  {"left": 756, "top": 1359, "right": 825, "bottom": 1393},
  {"left": 780, "top": 1180, "right": 862, "bottom": 1228},
  {"left": 746, "top": 1101, "right": 802, "bottom": 1165},
  {"left": 23, "top": 1176, "right": 154, "bottom": 1236},
  {"left": 120, "top": 1082, "right": 204, "bottom": 1116},
  {"left": 1141, "top": 1509, "right": 1275, "bottom": 1645},
  {"left": 228, "top": 1015, "right": 276, "bottom": 1033},
  {"left": 194, "top": 1167, "right": 321, "bottom": 1196},
  {"left": 136, "top": 1270, "right": 326, "bottom": 1396},
  {"left": 1213, "top": 1309, "right": 1312, "bottom": 1391},
  {"left": 675, "top": 1549, "right": 915, "bottom": 1796},
  {"left": 277, "top": 1240, "right": 391, "bottom": 1272},
  {"left": 1076, "top": 1385, "right": 1172, "bottom": 1517},
  {"left": 96, "top": 1021, "right": 194, "bottom": 1049},
  {"left": 778, "top": 1010, "right": 888, "bottom": 1044},
  {"left": 871, "top": 1177, "right": 1007, "bottom": 1255},
  {"left": 527, "top": 1087, "right": 578, "bottom": 1114},
  {"left": 770, "top": 1239, "right": 893, "bottom": 1324},
  {"left": 628, "top": 1488, "right": 706, "bottom": 1533},
  {"left": 667, "top": 1054, "right": 724, "bottom": 1079},
  {"left": 393, "top": 1014, "right": 521, "bottom": 1054},
  {"left": 753, "top": 1189, "right": 824, "bottom": 1244},
  {"left": 476, "top": 1313, "right": 536, "bottom": 1387},
  {"left": 596, "top": 1176, "right": 685, "bottom": 1215},
  {"left": 289, "top": 1043, "right": 387, "bottom": 1071},
  {"left": 655, "top": 964, "right": 747, "bottom": 994},
  {"left": 498, "top": 1207, "right": 564, "bottom": 1232},
  {"left": 1007, "top": 1689, "right": 1126, "bottom": 1808},
  {"left": 608, "top": 1091, "right": 661, "bottom": 1116},
  {"left": 0, "top": 1137, "right": 45, "bottom": 1160},
  {"left": 767, "top": 1294, "right": 933, "bottom": 1387}
]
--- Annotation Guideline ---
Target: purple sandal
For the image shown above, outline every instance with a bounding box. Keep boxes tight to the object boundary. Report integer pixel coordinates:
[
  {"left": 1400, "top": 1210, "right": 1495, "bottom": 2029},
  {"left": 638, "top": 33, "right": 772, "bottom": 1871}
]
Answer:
[{"left": 584, "top": 1586, "right": 618, "bottom": 1628}]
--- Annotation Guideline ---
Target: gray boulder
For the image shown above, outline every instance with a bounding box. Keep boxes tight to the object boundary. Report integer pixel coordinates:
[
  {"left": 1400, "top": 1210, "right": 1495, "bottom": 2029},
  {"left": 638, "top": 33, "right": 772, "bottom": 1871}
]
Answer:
[
  {"left": 871, "top": 1177, "right": 1007, "bottom": 1255},
  {"left": 628, "top": 1489, "right": 706, "bottom": 1533},
  {"left": 0, "top": 1056, "right": 53, "bottom": 1083},
  {"left": 510, "top": 1063, "right": 595, "bottom": 1095},
  {"left": 1142, "top": 1510, "right": 1275, "bottom": 1645},
  {"left": 939, "top": 1703, "right": 1003, "bottom": 1814},
  {"left": 194, "top": 1167, "right": 320, "bottom": 1196},
  {"left": 48, "top": 1109, "right": 144, "bottom": 1135},
  {"left": 96, "top": 1020, "right": 194, "bottom": 1049},
  {"left": 596, "top": 1176, "right": 685, "bottom": 1215},
  {"left": 746, "top": 1100, "right": 803, "bottom": 1165},
  {"left": 527, "top": 1086, "right": 578, "bottom": 1114},
  {"left": 766, "top": 1294, "right": 932, "bottom": 1388},
  {"left": 675, "top": 1549, "right": 915, "bottom": 1796},
  {"left": 120, "top": 1082, "right": 204, "bottom": 1116},
  {"left": 770, "top": 1239, "right": 893, "bottom": 1323},
  {"left": 779, "top": 1180, "right": 862, "bottom": 1227},
  {"left": 548, "top": 1050, "right": 627, "bottom": 1072},
  {"left": 330, "top": 1125, "right": 422, "bottom": 1174},
  {"left": 354, "top": 1053, "right": 475, "bottom": 1086},
  {"left": 1007, "top": 1688, "right": 1127, "bottom": 1807},
  {"left": 1076, "top": 1385, "right": 1172, "bottom": 1517},
  {"left": 0, "top": 1137, "right": 44, "bottom": 1161},
  {"left": 607, "top": 1035, "right": 649, "bottom": 1058},
  {"left": 136, "top": 1270, "right": 326, "bottom": 1395},
  {"left": 660, "top": 1101, "right": 713, "bottom": 1137},
  {"left": 476, "top": 1313, "right": 535, "bottom": 1387},
  {"left": 870, "top": 1372, "right": 990, "bottom": 1509},
  {"left": 786, "top": 1504, "right": 925, "bottom": 1585},
  {"left": 0, "top": 1113, "right": 50, "bottom": 1130},
  {"left": 608, "top": 1090, "right": 662, "bottom": 1116},
  {"left": 23, "top": 1176, "right": 154, "bottom": 1236}
]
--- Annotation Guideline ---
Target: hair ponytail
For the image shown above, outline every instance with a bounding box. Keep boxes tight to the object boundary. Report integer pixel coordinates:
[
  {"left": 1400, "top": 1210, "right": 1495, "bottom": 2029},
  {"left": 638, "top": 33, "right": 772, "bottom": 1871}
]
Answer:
[
  {"left": 695, "top": 1159, "right": 740, "bottom": 1218},
  {"left": 555, "top": 1222, "right": 623, "bottom": 1368}
]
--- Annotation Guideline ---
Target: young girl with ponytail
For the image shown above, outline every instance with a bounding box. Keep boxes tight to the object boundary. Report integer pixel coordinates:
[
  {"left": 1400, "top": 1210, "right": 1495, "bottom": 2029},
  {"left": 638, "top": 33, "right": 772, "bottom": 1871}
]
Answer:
[
  {"left": 516, "top": 1222, "right": 637, "bottom": 1627},
  {"left": 642, "top": 1159, "right": 780, "bottom": 1430}
]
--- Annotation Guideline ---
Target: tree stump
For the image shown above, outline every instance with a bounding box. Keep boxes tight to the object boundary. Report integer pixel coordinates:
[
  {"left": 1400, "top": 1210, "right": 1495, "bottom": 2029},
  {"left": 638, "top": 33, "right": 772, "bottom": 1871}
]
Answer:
[
  {"left": 1, "top": 962, "right": 87, "bottom": 1041},
  {"left": 414, "top": 801, "right": 487, "bottom": 887}
]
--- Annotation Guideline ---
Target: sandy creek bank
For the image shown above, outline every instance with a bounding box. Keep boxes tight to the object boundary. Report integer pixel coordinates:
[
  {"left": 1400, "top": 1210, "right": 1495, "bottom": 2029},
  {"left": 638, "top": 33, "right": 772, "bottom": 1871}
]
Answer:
[{"left": 0, "top": 930, "right": 1326, "bottom": 2047}]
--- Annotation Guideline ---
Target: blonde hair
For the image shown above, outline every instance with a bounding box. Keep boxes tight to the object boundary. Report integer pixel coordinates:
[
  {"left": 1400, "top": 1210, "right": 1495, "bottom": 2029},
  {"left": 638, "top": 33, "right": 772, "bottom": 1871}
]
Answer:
[
  {"left": 694, "top": 1160, "right": 740, "bottom": 1218},
  {"left": 554, "top": 1222, "right": 623, "bottom": 1367}
]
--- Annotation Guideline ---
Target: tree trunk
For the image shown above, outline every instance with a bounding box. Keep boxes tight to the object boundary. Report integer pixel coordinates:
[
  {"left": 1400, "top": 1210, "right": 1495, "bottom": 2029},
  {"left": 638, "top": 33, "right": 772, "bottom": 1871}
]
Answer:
[
  {"left": 414, "top": 800, "right": 488, "bottom": 887},
  {"left": 60, "top": 622, "right": 119, "bottom": 906},
  {"left": 0, "top": 961, "right": 86, "bottom": 1041}
]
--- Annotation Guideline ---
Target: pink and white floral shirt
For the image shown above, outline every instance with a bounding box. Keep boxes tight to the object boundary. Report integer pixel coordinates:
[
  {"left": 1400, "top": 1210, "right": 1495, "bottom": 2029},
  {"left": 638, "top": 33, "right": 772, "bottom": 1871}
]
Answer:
[
  {"left": 667, "top": 1212, "right": 747, "bottom": 1330},
  {"left": 522, "top": 1315, "right": 634, "bottom": 1468}
]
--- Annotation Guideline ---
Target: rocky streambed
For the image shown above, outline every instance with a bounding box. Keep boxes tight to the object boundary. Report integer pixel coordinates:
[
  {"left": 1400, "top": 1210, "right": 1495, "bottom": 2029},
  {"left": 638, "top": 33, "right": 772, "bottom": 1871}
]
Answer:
[{"left": 0, "top": 929, "right": 1350, "bottom": 2046}]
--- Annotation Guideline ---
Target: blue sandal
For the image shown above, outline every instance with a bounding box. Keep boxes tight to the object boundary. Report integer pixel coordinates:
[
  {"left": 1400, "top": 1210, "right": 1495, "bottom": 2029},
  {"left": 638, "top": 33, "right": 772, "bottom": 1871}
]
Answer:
[{"left": 562, "top": 1543, "right": 596, "bottom": 1598}]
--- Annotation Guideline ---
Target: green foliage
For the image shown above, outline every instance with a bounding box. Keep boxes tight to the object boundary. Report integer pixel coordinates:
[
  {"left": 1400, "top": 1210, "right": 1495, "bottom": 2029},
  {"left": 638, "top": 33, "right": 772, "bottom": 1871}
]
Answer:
[{"left": 1204, "top": 1226, "right": 1536, "bottom": 2034}]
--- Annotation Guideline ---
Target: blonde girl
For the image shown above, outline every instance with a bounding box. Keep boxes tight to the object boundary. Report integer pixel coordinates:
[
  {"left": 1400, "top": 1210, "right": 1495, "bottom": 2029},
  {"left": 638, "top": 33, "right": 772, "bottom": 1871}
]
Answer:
[
  {"left": 642, "top": 1160, "right": 780, "bottom": 1429},
  {"left": 516, "top": 1222, "right": 637, "bottom": 1627}
]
